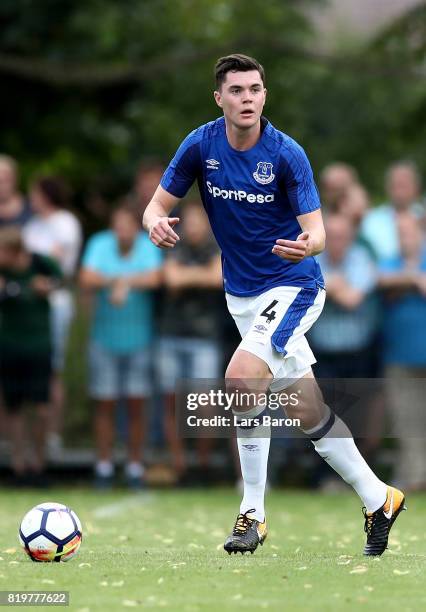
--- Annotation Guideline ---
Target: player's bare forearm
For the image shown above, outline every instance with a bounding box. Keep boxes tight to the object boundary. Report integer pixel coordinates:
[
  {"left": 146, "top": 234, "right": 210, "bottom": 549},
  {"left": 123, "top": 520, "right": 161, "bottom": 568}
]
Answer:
[
  {"left": 297, "top": 209, "right": 326, "bottom": 255},
  {"left": 143, "top": 185, "right": 181, "bottom": 249},
  {"left": 143, "top": 200, "right": 169, "bottom": 230},
  {"left": 272, "top": 209, "right": 325, "bottom": 263}
]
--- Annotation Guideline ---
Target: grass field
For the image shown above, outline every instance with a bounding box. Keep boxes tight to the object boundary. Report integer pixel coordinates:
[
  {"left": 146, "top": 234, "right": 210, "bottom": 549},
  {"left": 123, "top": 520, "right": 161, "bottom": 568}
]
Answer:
[{"left": 0, "top": 487, "right": 424, "bottom": 611}]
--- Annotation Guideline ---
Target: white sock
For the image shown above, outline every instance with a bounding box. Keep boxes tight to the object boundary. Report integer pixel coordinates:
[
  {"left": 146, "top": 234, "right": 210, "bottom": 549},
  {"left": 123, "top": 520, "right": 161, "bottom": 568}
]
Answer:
[
  {"left": 96, "top": 460, "right": 114, "bottom": 477},
  {"left": 310, "top": 415, "right": 387, "bottom": 512},
  {"left": 234, "top": 405, "right": 270, "bottom": 522}
]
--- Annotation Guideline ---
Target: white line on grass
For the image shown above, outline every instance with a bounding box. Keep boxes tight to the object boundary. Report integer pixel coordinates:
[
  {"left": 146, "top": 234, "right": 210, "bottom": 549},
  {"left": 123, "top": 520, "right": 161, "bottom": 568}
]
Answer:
[{"left": 93, "top": 494, "right": 155, "bottom": 519}]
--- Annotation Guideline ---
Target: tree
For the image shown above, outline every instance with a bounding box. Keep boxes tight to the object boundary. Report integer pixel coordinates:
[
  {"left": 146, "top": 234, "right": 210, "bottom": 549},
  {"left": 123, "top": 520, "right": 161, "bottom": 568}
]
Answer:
[{"left": 0, "top": 0, "right": 424, "bottom": 206}]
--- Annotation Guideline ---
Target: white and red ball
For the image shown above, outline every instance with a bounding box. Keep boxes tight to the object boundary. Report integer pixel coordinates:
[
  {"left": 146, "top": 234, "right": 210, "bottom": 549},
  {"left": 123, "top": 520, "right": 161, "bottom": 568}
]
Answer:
[{"left": 19, "top": 502, "right": 82, "bottom": 562}]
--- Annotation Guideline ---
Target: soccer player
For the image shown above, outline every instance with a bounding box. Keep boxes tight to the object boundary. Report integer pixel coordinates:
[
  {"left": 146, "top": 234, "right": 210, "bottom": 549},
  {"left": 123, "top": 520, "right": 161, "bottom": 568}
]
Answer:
[{"left": 143, "top": 54, "right": 405, "bottom": 556}]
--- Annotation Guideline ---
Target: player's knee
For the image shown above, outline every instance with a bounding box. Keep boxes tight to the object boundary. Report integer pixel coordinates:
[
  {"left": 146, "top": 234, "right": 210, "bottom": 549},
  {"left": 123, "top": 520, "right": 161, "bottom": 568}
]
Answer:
[
  {"left": 224, "top": 375, "right": 264, "bottom": 415},
  {"left": 225, "top": 353, "right": 271, "bottom": 381},
  {"left": 225, "top": 352, "right": 271, "bottom": 413}
]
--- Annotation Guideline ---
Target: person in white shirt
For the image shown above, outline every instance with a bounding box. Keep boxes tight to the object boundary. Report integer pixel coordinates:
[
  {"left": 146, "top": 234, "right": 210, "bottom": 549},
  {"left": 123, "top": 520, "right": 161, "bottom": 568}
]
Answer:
[{"left": 23, "top": 176, "right": 83, "bottom": 454}]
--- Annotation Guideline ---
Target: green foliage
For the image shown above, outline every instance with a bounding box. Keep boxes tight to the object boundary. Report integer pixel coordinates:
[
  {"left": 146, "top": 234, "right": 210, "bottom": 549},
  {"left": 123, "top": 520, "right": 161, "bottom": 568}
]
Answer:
[{"left": 0, "top": 0, "right": 424, "bottom": 204}]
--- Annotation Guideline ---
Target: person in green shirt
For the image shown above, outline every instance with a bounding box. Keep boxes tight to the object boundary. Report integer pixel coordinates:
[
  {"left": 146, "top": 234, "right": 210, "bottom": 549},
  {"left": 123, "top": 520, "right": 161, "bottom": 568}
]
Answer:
[{"left": 0, "top": 226, "right": 62, "bottom": 486}]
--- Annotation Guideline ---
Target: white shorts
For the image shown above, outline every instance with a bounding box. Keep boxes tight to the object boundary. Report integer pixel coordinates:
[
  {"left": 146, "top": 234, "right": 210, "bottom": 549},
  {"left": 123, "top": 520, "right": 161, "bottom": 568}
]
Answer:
[{"left": 226, "top": 285, "right": 326, "bottom": 390}]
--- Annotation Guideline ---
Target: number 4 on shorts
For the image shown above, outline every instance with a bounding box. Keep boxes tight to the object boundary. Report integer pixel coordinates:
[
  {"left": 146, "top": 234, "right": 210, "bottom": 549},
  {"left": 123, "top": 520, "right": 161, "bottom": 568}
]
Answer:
[{"left": 260, "top": 300, "right": 278, "bottom": 324}]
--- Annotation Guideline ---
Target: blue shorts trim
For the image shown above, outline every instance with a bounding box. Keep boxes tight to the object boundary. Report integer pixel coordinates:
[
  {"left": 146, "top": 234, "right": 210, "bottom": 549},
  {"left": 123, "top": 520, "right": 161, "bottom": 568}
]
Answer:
[{"left": 271, "top": 288, "right": 319, "bottom": 355}]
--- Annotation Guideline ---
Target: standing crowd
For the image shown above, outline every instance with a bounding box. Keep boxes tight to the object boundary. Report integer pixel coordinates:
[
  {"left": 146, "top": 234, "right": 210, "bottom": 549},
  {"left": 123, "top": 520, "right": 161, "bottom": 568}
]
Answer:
[{"left": 0, "top": 154, "right": 424, "bottom": 491}]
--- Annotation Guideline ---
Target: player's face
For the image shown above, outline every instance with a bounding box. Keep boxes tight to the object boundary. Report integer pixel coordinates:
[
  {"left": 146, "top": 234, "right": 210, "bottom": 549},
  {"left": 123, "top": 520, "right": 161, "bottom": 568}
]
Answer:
[{"left": 214, "top": 70, "right": 266, "bottom": 130}]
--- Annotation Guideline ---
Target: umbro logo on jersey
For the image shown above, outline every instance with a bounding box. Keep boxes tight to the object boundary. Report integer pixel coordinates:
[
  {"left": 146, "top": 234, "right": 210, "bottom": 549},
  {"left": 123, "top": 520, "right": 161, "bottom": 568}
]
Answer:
[
  {"left": 253, "top": 161, "right": 275, "bottom": 185},
  {"left": 206, "top": 159, "right": 220, "bottom": 170}
]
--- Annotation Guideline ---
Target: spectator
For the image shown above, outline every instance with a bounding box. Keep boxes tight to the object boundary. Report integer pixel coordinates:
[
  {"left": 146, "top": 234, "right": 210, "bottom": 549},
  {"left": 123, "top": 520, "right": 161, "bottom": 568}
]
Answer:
[
  {"left": 361, "top": 161, "right": 424, "bottom": 261},
  {"left": 157, "top": 200, "right": 223, "bottom": 483},
  {"left": 0, "top": 227, "right": 62, "bottom": 486},
  {"left": 23, "top": 176, "right": 83, "bottom": 455},
  {"left": 337, "top": 183, "right": 370, "bottom": 230},
  {"left": 308, "top": 214, "right": 382, "bottom": 489},
  {"left": 309, "top": 214, "right": 380, "bottom": 378},
  {"left": 0, "top": 155, "right": 33, "bottom": 227},
  {"left": 133, "top": 160, "right": 165, "bottom": 213},
  {"left": 320, "top": 162, "right": 358, "bottom": 211},
  {"left": 79, "top": 204, "right": 162, "bottom": 489},
  {"left": 378, "top": 213, "right": 426, "bottom": 491},
  {"left": 336, "top": 183, "right": 376, "bottom": 258},
  {"left": 119, "top": 160, "right": 166, "bottom": 217}
]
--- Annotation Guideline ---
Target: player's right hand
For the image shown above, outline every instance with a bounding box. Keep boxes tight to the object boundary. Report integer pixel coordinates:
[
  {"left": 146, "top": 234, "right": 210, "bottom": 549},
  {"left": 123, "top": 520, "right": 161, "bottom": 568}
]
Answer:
[{"left": 149, "top": 217, "right": 180, "bottom": 248}]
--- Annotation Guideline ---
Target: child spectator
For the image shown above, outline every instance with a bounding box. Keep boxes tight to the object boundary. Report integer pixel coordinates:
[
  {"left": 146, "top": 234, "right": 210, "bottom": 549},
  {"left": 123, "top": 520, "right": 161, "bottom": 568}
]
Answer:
[{"left": 0, "top": 227, "right": 61, "bottom": 486}]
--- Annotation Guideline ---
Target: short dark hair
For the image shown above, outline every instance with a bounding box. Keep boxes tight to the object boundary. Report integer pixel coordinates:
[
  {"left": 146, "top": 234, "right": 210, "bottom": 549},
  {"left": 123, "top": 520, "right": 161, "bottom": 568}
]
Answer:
[
  {"left": 214, "top": 54, "right": 265, "bottom": 89},
  {"left": 32, "top": 176, "right": 71, "bottom": 208},
  {"left": 112, "top": 201, "right": 140, "bottom": 225}
]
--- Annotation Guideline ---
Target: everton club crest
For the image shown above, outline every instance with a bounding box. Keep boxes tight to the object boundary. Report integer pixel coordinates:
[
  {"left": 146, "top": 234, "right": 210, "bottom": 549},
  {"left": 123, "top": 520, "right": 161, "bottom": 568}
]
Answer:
[{"left": 253, "top": 162, "right": 275, "bottom": 185}]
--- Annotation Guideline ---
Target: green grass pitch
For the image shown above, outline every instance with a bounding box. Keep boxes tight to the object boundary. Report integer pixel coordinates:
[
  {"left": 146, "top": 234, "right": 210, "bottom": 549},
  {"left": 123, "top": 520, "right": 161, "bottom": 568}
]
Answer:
[{"left": 0, "top": 487, "right": 424, "bottom": 611}]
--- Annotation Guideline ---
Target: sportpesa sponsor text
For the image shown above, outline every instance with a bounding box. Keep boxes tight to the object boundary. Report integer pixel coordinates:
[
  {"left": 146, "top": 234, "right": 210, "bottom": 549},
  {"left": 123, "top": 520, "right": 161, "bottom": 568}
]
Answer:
[{"left": 206, "top": 181, "right": 275, "bottom": 204}]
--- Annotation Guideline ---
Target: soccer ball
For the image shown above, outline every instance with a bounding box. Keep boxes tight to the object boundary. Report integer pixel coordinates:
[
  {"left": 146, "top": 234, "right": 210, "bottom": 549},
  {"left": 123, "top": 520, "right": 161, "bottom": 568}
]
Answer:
[{"left": 19, "top": 502, "right": 82, "bottom": 562}]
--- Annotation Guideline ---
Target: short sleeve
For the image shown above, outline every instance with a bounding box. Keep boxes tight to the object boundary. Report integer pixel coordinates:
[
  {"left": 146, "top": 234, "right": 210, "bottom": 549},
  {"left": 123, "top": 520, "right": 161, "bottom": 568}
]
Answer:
[
  {"left": 53, "top": 213, "right": 83, "bottom": 275},
  {"left": 81, "top": 233, "right": 107, "bottom": 272},
  {"left": 280, "top": 141, "right": 321, "bottom": 216},
  {"left": 160, "top": 130, "right": 202, "bottom": 198}
]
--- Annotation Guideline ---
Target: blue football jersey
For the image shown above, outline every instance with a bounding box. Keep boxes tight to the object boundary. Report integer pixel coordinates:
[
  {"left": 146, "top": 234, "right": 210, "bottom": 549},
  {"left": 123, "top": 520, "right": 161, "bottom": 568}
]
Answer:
[{"left": 161, "top": 116, "right": 324, "bottom": 296}]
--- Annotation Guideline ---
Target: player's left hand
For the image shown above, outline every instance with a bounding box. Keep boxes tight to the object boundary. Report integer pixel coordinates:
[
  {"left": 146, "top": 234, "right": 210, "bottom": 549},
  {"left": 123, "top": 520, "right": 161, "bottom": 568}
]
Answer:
[{"left": 272, "top": 232, "right": 311, "bottom": 262}]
